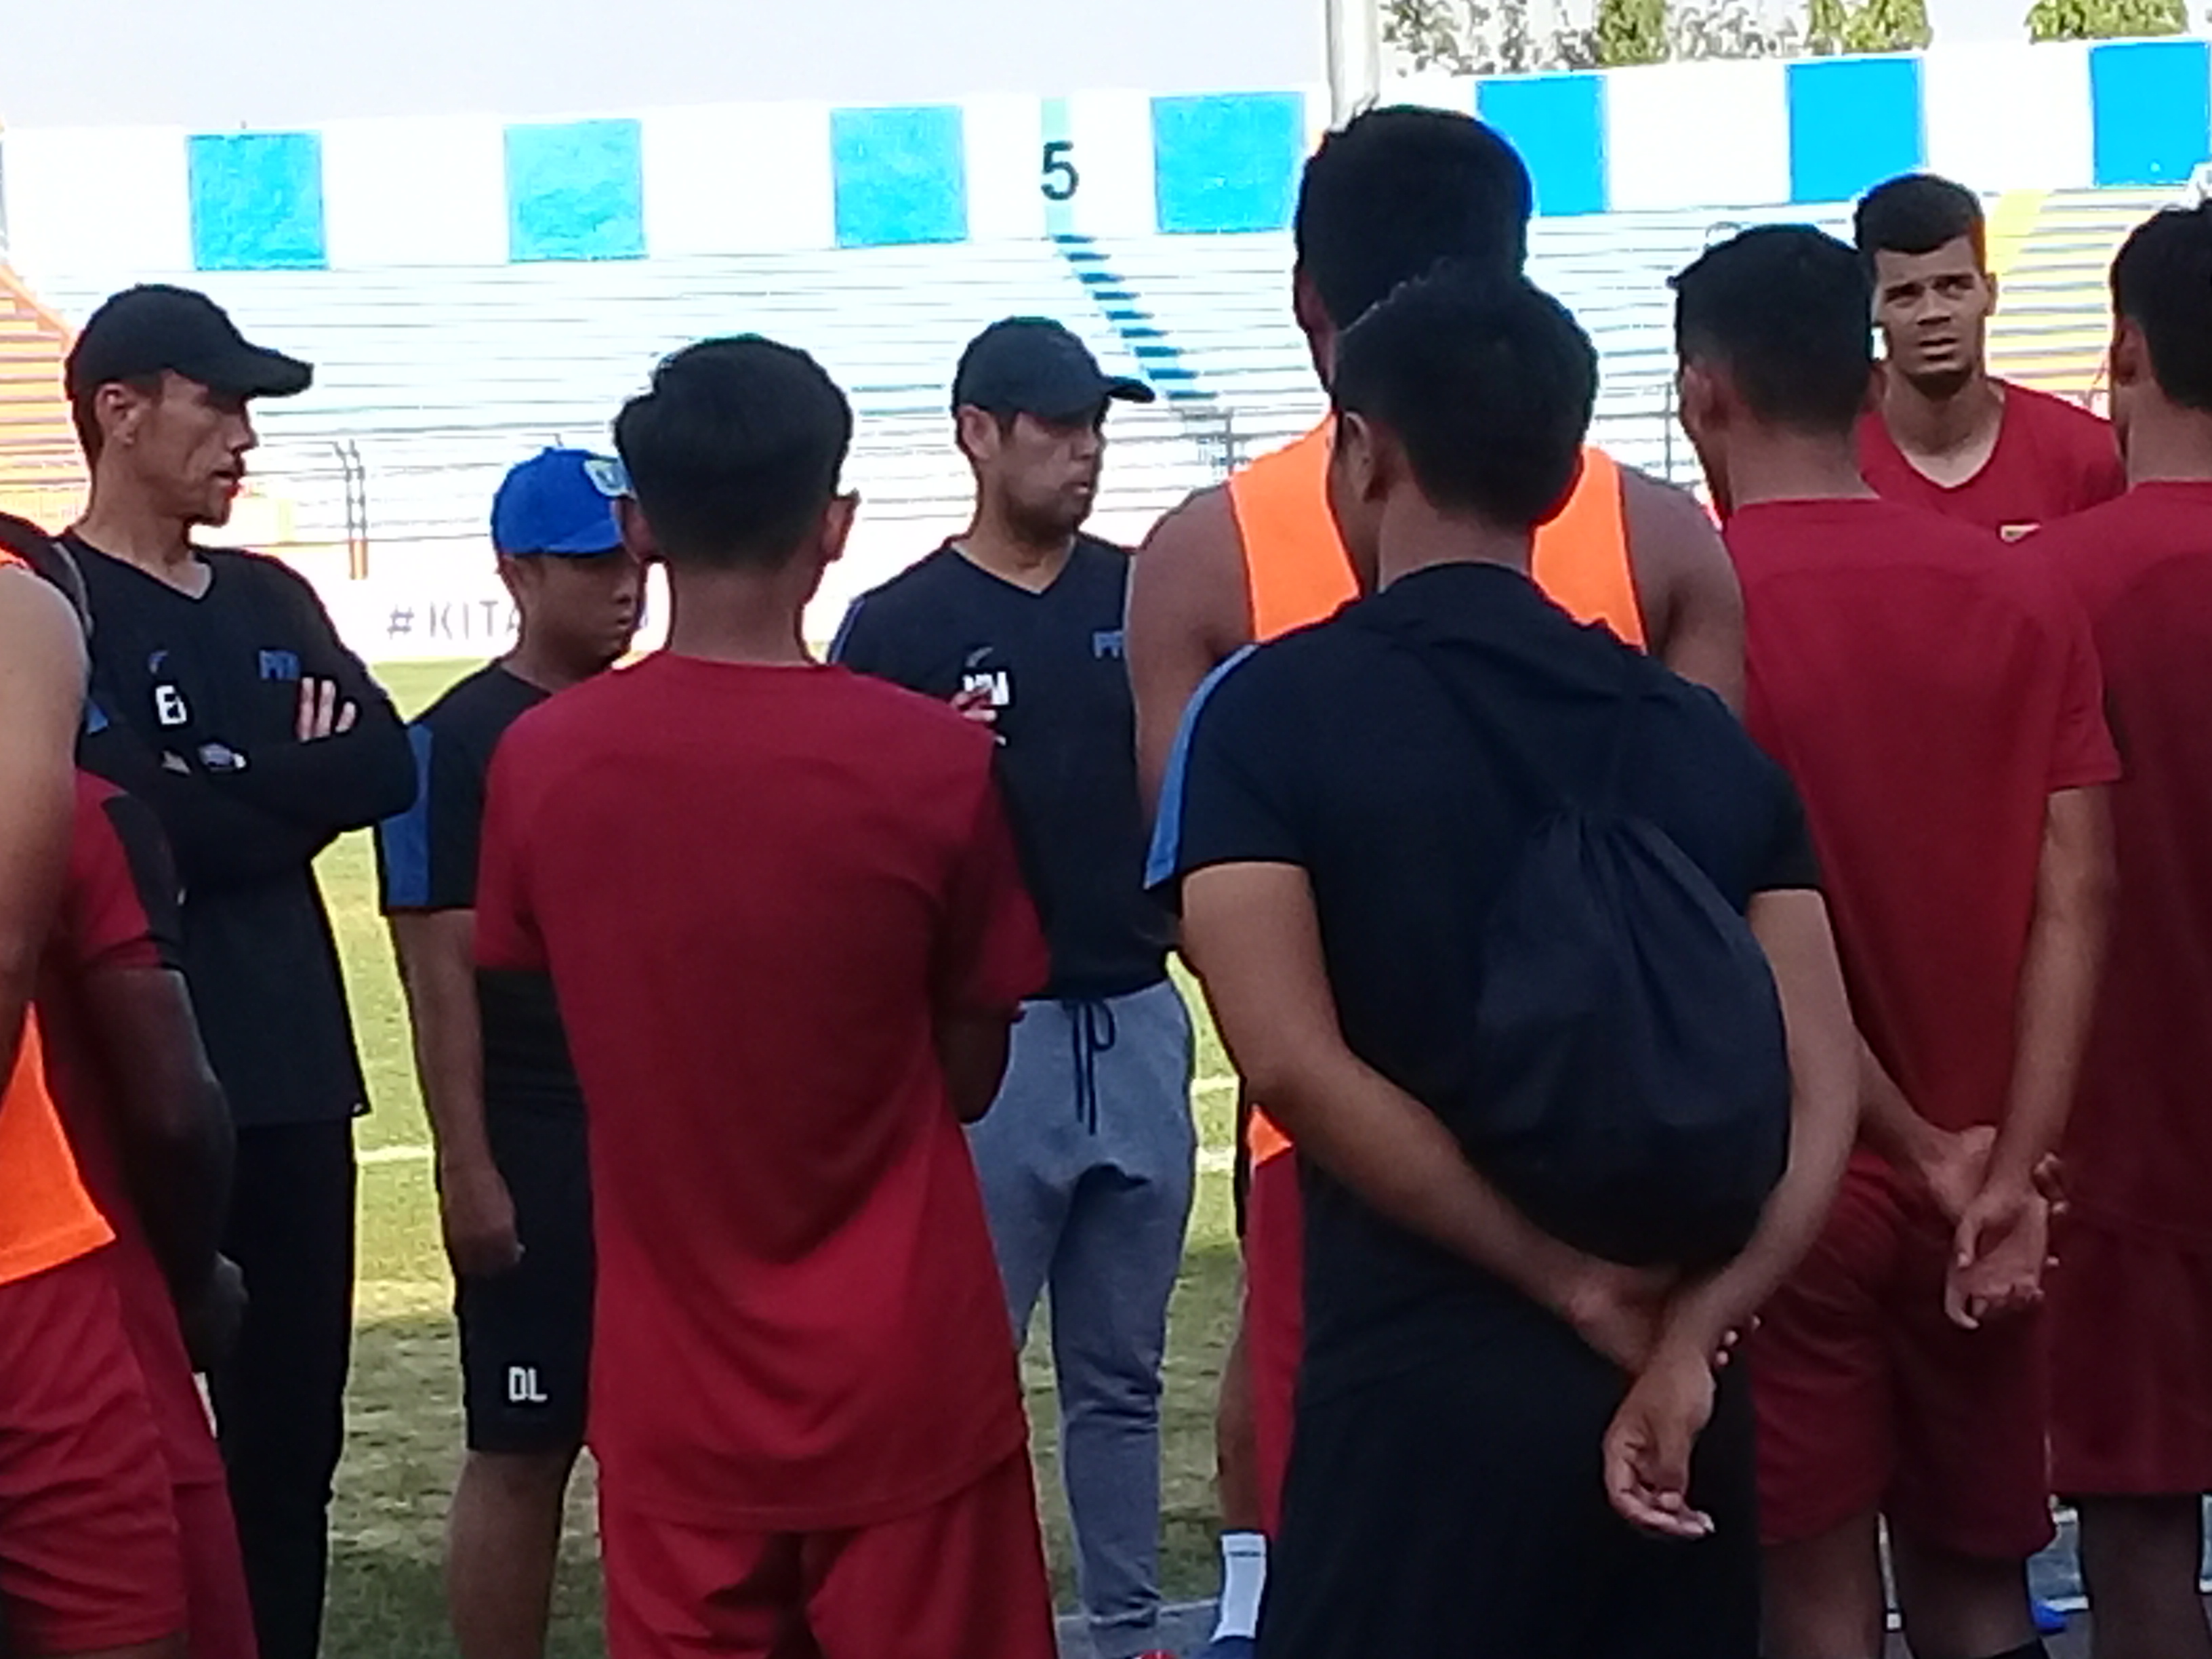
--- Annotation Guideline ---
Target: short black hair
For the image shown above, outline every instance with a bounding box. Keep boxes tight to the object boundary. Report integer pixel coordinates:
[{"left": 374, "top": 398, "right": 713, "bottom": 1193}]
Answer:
[
  {"left": 1675, "top": 226, "right": 1873, "bottom": 434},
  {"left": 613, "top": 337, "right": 852, "bottom": 569},
  {"left": 1294, "top": 107, "right": 1534, "bottom": 331},
  {"left": 2111, "top": 203, "right": 2212, "bottom": 414},
  {"left": 1853, "top": 173, "right": 1986, "bottom": 268},
  {"left": 1332, "top": 262, "right": 1595, "bottom": 529}
]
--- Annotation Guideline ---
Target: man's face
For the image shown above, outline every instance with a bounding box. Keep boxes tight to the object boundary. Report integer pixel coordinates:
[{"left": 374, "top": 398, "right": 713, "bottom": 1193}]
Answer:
[
  {"left": 972, "top": 407, "right": 1107, "bottom": 539},
  {"left": 1870, "top": 237, "right": 1995, "bottom": 394},
  {"left": 505, "top": 548, "right": 645, "bottom": 672},
  {"left": 110, "top": 373, "right": 258, "bottom": 528}
]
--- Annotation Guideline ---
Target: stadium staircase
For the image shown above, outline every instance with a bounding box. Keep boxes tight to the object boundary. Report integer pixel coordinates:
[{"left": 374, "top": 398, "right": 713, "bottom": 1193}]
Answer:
[
  {"left": 0, "top": 262, "right": 85, "bottom": 525},
  {"left": 1984, "top": 186, "right": 2175, "bottom": 405}
]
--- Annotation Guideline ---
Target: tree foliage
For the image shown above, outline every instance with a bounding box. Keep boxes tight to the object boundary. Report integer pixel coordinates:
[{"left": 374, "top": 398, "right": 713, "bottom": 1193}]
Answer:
[
  {"left": 1804, "top": 0, "right": 1931, "bottom": 52},
  {"left": 1383, "top": 0, "right": 1824, "bottom": 70},
  {"left": 1597, "top": 0, "right": 1670, "bottom": 65},
  {"left": 2024, "top": 0, "right": 2186, "bottom": 39},
  {"left": 1666, "top": 0, "right": 1803, "bottom": 57}
]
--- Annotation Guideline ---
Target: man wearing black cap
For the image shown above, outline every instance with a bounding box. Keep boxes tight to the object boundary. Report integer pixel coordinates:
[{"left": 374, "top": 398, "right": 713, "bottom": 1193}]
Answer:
[
  {"left": 832, "top": 317, "right": 1192, "bottom": 1659},
  {"left": 61, "top": 284, "right": 418, "bottom": 1659}
]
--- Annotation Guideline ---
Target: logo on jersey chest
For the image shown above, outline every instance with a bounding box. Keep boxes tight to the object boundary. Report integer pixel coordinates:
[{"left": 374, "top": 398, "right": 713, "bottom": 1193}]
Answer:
[
  {"left": 961, "top": 646, "right": 1014, "bottom": 710},
  {"left": 142, "top": 645, "right": 303, "bottom": 729}
]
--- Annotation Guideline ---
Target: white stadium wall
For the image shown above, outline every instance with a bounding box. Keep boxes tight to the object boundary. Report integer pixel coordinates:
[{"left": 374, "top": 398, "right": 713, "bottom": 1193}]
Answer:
[{"left": 3, "top": 37, "right": 2208, "bottom": 655}]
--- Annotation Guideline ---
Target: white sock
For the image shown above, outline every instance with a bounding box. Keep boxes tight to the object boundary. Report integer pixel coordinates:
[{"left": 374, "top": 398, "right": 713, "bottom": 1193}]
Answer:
[{"left": 1211, "top": 1531, "right": 1268, "bottom": 1642}]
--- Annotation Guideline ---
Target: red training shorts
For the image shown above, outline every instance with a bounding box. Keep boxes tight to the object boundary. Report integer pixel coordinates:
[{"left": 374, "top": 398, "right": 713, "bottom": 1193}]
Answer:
[
  {"left": 2049, "top": 1215, "right": 2212, "bottom": 1498},
  {"left": 177, "top": 1475, "right": 258, "bottom": 1659},
  {"left": 1244, "top": 1147, "right": 1303, "bottom": 1539},
  {"left": 1750, "top": 1152, "right": 2053, "bottom": 1559},
  {"left": 0, "top": 1248, "right": 188, "bottom": 1654},
  {"left": 600, "top": 1450, "right": 1057, "bottom": 1659}
]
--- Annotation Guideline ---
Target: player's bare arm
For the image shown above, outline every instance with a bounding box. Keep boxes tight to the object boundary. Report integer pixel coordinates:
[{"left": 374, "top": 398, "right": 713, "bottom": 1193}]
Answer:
[
  {"left": 0, "top": 571, "right": 87, "bottom": 1079},
  {"left": 1621, "top": 468, "right": 1746, "bottom": 714},
  {"left": 935, "top": 1012, "right": 1017, "bottom": 1124},
  {"left": 1605, "top": 889, "right": 1856, "bottom": 1540},
  {"left": 81, "top": 962, "right": 239, "bottom": 1365},
  {"left": 398, "top": 912, "right": 520, "bottom": 1279},
  {"left": 1128, "top": 487, "right": 1252, "bottom": 813},
  {"left": 1182, "top": 859, "right": 1673, "bottom": 1373},
  {"left": 1950, "top": 785, "right": 2112, "bottom": 1313}
]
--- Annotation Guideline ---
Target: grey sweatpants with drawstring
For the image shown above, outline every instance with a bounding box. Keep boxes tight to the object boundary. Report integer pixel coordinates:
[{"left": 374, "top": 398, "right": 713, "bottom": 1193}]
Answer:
[{"left": 966, "top": 977, "right": 1197, "bottom": 1659}]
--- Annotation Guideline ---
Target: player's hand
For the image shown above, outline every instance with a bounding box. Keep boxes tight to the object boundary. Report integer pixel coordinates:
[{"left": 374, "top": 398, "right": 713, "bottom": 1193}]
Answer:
[
  {"left": 1914, "top": 1123, "right": 1997, "bottom": 1226},
  {"left": 1603, "top": 1339, "right": 1718, "bottom": 1540},
  {"left": 949, "top": 686, "right": 999, "bottom": 726},
  {"left": 1946, "top": 1181, "right": 2052, "bottom": 1330},
  {"left": 1556, "top": 1258, "right": 1677, "bottom": 1374},
  {"left": 296, "top": 678, "right": 360, "bottom": 742},
  {"left": 178, "top": 1254, "right": 247, "bottom": 1374},
  {"left": 438, "top": 1155, "right": 523, "bottom": 1279}
]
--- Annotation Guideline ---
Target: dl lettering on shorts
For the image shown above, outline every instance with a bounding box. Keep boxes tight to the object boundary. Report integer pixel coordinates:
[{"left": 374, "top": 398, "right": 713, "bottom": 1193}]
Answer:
[{"left": 507, "top": 1365, "right": 547, "bottom": 1405}]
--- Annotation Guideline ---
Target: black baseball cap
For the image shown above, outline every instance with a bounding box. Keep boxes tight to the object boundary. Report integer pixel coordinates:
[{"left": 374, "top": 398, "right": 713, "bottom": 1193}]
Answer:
[
  {"left": 64, "top": 285, "right": 313, "bottom": 403},
  {"left": 951, "top": 317, "right": 1153, "bottom": 422}
]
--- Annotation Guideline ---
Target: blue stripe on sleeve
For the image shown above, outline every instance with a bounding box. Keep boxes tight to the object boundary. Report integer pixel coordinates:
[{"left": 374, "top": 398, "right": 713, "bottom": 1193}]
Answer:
[
  {"left": 825, "top": 595, "right": 867, "bottom": 664},
  {"left": 1145, "top": 644, "right": 1256, "bottom": 889},
  {"left": 377, "top": 723, "right": 438, "bottom": 909}
]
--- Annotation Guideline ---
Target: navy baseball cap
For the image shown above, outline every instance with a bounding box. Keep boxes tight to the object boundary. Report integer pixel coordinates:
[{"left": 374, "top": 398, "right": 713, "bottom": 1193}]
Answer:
[
  {"left": 952, "top": 318, "right": 1154, "bottom": 421},
  {"left": 491, "top": 448, "right": 629, "bottom": 557}
]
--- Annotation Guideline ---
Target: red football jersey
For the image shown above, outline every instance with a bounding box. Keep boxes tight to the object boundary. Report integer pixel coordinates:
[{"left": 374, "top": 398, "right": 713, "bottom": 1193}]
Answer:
[
  {"left": 1727, "top": 499, "right": 2118, "bottom": 1137},
  {"left": 476, "top": 654, "right": 1048, "bottom": 1530},
  {"left": 1858, "top": 381, "right": 2126, "bottom": 538},
  {"left": 2040, "top": 482, "right": 2212, "bottom": 1244}
]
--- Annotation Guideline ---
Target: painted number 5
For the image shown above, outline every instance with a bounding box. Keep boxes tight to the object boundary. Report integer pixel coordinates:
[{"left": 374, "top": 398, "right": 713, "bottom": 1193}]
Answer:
[{"left": 1041, "top": 140, "right": 1080, "bottom": 202}]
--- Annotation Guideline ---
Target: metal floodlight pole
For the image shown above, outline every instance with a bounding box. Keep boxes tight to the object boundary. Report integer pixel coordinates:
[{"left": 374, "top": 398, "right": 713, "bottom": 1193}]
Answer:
[{"left": 1326, "top": 0, "right": 1384, "bottom": 127}]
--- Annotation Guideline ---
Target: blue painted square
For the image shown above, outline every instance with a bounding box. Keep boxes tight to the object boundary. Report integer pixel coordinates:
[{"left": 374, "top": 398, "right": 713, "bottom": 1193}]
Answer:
[
  {"left": 1152, "top": 93, "right": 1304, "bottom": 234},
  {"left": 506, "top": 119, "right": 646, "bottom": 263},
  {"left": 832, "top": 106, "right": 968, "bottom": 247},
  {"left": 1477, "top": 75, "right": 1607, "bottom": 217},
  {"left": 2091, "top": 40, "right": 2211, "bottom": 186},
  {"left": 1786, "top": 58, "right": 1924, "bottom": 205},
  {"left": 188, "top": 132, "right": 326, "bottom": 271}
]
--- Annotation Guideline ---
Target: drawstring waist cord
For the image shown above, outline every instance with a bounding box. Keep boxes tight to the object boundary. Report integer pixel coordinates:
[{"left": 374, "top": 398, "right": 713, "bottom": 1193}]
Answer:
[{"left": 1063, "top": 997, "right": 1120, "bottom": 1134}]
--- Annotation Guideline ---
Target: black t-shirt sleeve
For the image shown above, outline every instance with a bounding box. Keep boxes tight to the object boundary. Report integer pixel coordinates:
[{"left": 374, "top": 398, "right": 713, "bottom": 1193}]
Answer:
[
  {"left": 827, "top": 593, "right": 891, "bottom": 676},
  {"left": 1145, "top": 650, "right": 1305, "bottom": 904},
  {"left": 377, "top": 715, "right": 485, "bottom": 912},
  {"left": 1753, "top": 772, "right": 1822, "bottom": 895}
]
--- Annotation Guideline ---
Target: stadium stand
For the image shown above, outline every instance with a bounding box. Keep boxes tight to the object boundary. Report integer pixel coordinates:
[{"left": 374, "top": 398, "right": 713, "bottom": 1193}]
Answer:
[{"left": 0, "top": 184, "right": 2173, "bottom": 604}]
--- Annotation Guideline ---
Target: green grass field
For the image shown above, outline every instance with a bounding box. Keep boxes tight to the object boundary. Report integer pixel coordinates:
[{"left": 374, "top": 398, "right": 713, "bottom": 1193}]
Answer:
[{"left": 325, "top": 661, "right": 1239, "bottom": 1654}]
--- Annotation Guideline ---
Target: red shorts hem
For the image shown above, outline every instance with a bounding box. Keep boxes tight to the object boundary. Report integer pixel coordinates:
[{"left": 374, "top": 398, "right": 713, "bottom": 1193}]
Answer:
[
  {"left": 2051, "top": 1218, "right": 2212, "bottom": 1497},
  {"left": 602, "top": 1450, "right": 1056, "bottom": 1659}
]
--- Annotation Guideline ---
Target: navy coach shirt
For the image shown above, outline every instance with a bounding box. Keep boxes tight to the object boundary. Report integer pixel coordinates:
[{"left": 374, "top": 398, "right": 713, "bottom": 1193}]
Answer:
[{"left": 832, "top": 536, "right": 1169, "bottom": 1001}]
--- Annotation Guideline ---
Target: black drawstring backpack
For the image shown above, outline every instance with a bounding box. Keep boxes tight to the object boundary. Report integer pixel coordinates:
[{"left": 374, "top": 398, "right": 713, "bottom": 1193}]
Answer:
[{"left": 1383, "top": 621, "right": 1792, "bottom": 1267}]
